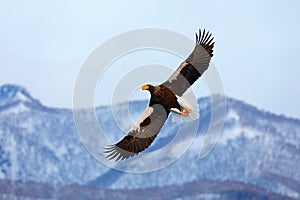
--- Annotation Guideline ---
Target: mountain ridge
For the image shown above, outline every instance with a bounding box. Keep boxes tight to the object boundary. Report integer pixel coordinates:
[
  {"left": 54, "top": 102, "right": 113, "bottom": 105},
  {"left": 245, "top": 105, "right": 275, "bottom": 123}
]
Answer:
[
  {"left": 1, "top": 83, "right": 298, "bottom": 124},
  {"left": 0, "top": 84, "right": 299, "bottom": 199}
]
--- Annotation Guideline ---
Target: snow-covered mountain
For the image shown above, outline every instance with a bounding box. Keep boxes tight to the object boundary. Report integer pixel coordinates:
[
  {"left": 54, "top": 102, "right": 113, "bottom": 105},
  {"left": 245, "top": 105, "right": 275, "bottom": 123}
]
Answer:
[{"left": 0, "top": 84, "right": 299, "bottom": 199}]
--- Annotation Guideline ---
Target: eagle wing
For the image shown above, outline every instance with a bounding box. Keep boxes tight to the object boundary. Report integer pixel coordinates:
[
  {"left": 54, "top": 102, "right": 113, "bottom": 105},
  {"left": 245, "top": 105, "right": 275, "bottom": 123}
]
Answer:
[
  {"left": 163, "top": 29, "right": 214, "bottom": 96},
  {"left": 105, "top": 104, "right": 170, "bottom": 161}
]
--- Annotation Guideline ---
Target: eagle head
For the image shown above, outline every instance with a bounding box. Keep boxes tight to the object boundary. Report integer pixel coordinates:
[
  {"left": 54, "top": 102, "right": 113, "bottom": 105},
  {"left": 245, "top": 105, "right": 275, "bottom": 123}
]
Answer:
[{"left": 142, "top": 84, "right": 154, "bottom": 92}]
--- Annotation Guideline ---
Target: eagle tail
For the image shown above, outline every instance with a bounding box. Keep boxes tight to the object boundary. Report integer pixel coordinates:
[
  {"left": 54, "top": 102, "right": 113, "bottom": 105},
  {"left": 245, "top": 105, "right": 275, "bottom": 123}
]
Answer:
[{"left": 172, "top": 90, "right": 200, "bottom": 123}]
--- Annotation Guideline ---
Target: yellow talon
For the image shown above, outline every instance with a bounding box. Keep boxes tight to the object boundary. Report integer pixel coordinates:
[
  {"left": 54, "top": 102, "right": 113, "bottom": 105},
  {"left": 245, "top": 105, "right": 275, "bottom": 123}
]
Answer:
[
  {"left": 183, "top": 106, "right": 191, "bottom": 113},
  {"left": 180, "top": 110, "right": 188, "bottom": 117}
]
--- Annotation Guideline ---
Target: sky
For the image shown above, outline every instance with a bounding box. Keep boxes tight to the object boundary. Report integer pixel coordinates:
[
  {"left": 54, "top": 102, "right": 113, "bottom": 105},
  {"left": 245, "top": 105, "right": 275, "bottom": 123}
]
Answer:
[{"left": 0, "top": 0, "right": 300, "bottom": 118}]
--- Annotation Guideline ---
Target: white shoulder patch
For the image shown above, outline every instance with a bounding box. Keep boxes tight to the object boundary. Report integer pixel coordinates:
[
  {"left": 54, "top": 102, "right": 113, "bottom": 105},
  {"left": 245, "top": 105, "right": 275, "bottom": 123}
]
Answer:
[
  {"left": 129, "top": 106, "right": 154, "bottom": 132},
  {"left": 167, "top": 61, "right": 189, "bottom": 83}
]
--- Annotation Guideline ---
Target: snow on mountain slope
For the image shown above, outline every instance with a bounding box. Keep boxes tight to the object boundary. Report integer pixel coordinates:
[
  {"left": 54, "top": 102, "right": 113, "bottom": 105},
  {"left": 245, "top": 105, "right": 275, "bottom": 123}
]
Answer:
[
  {"left": 0, "top": 84, "right": 41, "bottom": 108},
  {"left": 0, "top": 84, "right": 299, "bottom": 199},
  {"left": 92, "top": 99, "right": 300, "bottom": 199},
  {"left": 0, "top": 84, "right": 108, "bottom": 184}
]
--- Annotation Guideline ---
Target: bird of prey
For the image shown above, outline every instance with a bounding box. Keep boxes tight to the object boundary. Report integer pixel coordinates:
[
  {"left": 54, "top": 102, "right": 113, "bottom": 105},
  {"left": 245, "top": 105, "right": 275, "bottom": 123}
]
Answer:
[{"left": 105, "top": 29, "right": 214, "bottom": 161}]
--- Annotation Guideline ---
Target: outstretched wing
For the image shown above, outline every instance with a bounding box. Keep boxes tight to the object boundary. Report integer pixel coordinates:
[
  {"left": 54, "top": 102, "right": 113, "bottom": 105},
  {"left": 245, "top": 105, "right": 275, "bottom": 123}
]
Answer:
[
  {"left": 163, "top": 29, "right": 214, "bottom": 96},
  {"left": 105, "top": 104, "right": 170, "bottom": 161}
]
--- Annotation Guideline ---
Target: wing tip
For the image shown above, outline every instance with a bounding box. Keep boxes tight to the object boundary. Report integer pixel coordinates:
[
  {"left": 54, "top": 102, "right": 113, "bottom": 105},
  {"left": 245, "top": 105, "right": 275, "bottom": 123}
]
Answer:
[
  {"left": 192, "top": 28, "right": 215, "bottom": 58},
  {"left": 104, "top": 145, "right": 138, "bottom": 161},
  {"left": 195, "top": 28, "right": 214, "bottom": 46}
]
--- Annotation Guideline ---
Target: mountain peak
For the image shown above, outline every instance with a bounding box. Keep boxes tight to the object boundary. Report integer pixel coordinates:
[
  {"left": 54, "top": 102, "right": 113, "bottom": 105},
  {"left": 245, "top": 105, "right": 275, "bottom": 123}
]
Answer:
[{"left": 0, "top": 84, "right": 41, "bottom": 108}]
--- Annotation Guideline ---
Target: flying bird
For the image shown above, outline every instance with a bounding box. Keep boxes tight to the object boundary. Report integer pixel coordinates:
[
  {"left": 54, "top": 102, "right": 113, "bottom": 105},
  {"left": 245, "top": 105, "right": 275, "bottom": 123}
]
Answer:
[{"left": 105, "top": 29, "right": 214, "bottom": 161}]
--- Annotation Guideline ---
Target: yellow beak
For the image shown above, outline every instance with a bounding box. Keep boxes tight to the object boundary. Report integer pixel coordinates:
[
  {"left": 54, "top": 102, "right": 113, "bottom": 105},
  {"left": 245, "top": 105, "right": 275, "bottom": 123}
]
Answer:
[{"left": 142, "top": 85, "right": 149, "bottom": 90}]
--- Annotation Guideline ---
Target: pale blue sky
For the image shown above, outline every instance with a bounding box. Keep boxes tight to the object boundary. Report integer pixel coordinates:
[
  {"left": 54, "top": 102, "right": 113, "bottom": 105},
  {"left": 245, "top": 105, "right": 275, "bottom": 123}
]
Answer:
[{"left": 0, "top": 1, "right": 299, "bottom": 118}]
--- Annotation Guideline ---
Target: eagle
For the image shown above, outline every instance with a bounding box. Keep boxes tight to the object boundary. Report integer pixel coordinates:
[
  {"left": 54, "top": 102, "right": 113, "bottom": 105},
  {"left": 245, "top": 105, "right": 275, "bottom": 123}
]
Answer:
[{"left": 105, "top": 29, "right": 214, "bottom": 161}]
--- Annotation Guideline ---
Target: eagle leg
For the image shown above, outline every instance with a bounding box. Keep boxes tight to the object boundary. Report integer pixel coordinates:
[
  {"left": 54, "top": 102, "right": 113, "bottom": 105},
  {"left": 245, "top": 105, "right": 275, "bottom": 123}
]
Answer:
[
  {"left": 180, "top": 111, "right": 188, "bottom": 117},
  {"left": 180, "top": 106, "right": 191, "bottom": 117},
  {"left": 183, "top": 106, "right": 191, "bottom": 113}
]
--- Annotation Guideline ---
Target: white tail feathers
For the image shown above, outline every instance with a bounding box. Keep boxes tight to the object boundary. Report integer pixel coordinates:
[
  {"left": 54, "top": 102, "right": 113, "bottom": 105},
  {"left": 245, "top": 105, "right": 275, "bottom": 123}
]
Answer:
[{"left": 172, "top": 90, "right": 200, "bottom": 123}]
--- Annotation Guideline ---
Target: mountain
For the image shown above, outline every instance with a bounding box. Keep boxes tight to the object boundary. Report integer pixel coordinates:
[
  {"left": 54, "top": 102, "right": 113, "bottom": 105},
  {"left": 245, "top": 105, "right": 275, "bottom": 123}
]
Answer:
[
  {"left": 0, "top": 84, "right": 299, "bottom": 199},
  {"left": 0, "top": 84, "right": 107, "bottom": 185},
  {"left": 0, "top": 179, "right": 294, "bottom": 200},
  {"left": 0, "top": 84, "right": 43, "bottom": 112}
]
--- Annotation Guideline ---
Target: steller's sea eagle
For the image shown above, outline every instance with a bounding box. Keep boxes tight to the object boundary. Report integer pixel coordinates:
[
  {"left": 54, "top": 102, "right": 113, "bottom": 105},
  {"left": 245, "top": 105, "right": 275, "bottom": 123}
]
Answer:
[{"left": 105, "top": 29, "right": 214, "bottom": 161}]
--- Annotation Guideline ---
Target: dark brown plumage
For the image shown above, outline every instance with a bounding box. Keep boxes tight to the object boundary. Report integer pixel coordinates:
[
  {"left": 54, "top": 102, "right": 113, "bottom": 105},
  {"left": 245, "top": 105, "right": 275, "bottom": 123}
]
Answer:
[{"left": 105, "top": 29, "right": 214, "bottom": 161}]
